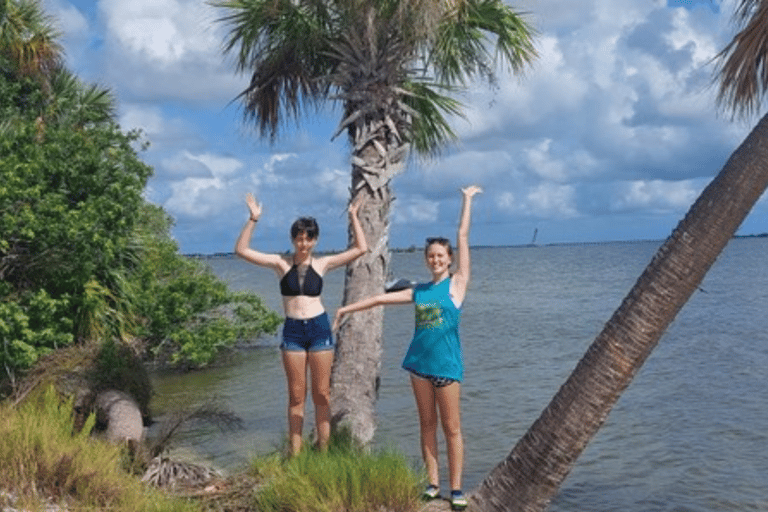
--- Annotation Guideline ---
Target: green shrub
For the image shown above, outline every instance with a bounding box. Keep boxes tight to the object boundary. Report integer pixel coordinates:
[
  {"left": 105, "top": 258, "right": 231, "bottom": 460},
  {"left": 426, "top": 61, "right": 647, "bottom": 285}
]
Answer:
[{"left": 251, "top": 432, "right": 422, "bottom": 512}]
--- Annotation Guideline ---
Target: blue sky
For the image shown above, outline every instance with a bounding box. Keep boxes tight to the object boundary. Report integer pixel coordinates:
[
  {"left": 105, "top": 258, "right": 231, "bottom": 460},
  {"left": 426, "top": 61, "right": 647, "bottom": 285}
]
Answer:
[{"left": 43, "top": 0, "right": 765, "bottom": 254}]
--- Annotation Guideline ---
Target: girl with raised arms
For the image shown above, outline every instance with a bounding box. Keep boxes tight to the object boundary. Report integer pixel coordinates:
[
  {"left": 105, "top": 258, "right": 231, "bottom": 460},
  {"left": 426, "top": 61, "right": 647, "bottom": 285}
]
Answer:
[
  {"left": 235, "top": 193, "right": 367, "bottom": 456},
  {"left": 332, "top": 185, "right": 482, "bottom": 511}
]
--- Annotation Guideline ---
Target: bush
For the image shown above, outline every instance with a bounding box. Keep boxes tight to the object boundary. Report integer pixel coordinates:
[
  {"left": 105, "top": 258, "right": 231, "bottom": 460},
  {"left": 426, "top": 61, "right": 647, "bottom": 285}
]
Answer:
[
  {"left": 251, "top": 431, "right": 423, "bottom": 512},
  {"left": 131, "top": 204, "right": 282, "bottom": 369}
]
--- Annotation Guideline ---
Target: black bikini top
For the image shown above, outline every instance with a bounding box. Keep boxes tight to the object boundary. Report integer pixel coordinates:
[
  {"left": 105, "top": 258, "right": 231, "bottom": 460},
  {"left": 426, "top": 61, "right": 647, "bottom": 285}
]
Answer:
[{"left": 280, "top": 261, "right": 323, "bottom": 297}]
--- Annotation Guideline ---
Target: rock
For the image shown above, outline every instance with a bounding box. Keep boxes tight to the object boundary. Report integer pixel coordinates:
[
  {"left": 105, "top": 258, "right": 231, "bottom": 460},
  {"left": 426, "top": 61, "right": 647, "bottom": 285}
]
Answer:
[{"left": 94, "top": 389, "right": 144, "bottom": 444}]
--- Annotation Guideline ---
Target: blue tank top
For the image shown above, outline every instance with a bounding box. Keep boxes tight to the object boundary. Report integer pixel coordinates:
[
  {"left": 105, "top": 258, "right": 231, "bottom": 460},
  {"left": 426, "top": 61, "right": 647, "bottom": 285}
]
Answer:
[{"left": 401, "top": 277, "right": 463, "bottom": 381}]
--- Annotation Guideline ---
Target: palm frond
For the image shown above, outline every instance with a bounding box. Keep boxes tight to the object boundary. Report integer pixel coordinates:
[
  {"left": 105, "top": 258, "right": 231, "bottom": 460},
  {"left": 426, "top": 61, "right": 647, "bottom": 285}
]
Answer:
[
  {"left": 213, "top": 0, "right": 337, "bottom": 139},
  {"left": 0, "top": 0, "right": 63, "bottom": 81},
  {"left": 429, "top": 0, "right": 536, "bottom": 85},
  {"left": 48, "top": 68, "right": 116, "bottom": 128},
  {"left": 715, "top": 0, "right": 768, "bottom": 119},
  {"left": 214, "top": 0, "right": 536, "bottom": 156},
  {"left": 403, "top": 80, "right": 464, "bottom": 157}
]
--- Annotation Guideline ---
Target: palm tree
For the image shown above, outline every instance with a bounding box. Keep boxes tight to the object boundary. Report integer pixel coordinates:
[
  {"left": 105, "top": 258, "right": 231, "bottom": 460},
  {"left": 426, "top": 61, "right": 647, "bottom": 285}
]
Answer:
[
  {"left": 0, "top": 0, "right": 62, "bottom": 83},
  {"left": 42, "top": 67, "right": 116, "bottom": 129},
  {"left": 213, "top": 0, "right": 536, "bottom": 444},
  {"left": 471, "top": 2, "right": 768, "bottom": 510}
]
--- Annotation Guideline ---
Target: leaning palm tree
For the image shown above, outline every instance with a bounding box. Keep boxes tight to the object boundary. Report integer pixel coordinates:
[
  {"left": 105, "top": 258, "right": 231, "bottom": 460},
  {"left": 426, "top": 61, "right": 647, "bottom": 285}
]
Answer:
[
  {"left": 213, "top": 0, "right": 536, "bottom": 444},
  {"left": 471, "top": 2, "right": 768, "bottom": 510}
]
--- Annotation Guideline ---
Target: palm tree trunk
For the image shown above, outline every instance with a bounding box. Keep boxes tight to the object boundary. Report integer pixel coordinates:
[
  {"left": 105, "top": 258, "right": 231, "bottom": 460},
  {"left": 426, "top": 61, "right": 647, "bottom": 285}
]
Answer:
[
  {"left": 472, "top": 113, "right": 768, "bottom": 512},
  {"left": 330, "top": 154, "right": 393, "bottom": 444}
]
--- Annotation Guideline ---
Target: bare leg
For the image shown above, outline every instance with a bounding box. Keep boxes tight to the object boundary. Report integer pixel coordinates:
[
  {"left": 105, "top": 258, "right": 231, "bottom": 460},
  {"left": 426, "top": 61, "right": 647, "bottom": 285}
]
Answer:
[
  {"left": 282, "top": 350, "right": 308, "bottom": 456},
  {"left": 436, "top": 382, "right": 463, "bottom": 491},
  {"left": 410, "top": 375, "right": 440, "bottom": 488},
  {"left": 308, "top": 349, "right": 334, "bottom": 451}
]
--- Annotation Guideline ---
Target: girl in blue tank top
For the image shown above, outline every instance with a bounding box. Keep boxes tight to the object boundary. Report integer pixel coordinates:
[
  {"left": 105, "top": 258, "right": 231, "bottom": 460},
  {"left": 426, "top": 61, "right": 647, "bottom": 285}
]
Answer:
[{"left": 333, "top": 185, "right": 482, "bottom": 511}]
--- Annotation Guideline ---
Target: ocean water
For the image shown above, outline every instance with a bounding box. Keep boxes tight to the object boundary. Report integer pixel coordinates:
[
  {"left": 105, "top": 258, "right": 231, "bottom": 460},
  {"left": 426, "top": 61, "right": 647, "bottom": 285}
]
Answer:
[{"left": 150, "top": 238, "right": 768, "bottom": 511}]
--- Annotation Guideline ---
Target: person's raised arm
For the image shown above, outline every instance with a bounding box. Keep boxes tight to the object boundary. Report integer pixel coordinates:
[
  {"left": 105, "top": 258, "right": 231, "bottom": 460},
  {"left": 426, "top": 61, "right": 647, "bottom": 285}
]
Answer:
[
  {"left": 234, "top": 193, "right": 284, "bottom": 271},
  {"left": 321, "top": 194, "right": 368, "bottom": 272},
  {"left": 451, "top": 185, "right": 482, "bottom": 304},
  {"left": 332, "top": 287, "right": 413, "bottom": 331}
]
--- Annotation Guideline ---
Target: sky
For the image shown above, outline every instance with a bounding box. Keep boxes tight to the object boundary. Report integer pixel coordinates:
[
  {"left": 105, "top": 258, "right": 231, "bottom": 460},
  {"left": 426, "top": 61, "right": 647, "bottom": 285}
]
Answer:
[{"left": 41, "top": 0, "right": 767, "bottom": 254}]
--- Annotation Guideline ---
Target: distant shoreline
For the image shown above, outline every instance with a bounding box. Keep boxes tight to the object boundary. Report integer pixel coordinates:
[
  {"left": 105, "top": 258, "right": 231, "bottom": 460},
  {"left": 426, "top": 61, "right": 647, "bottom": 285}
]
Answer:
[{"left": 187, "top": 233, "right": 768, "bottom": 259}]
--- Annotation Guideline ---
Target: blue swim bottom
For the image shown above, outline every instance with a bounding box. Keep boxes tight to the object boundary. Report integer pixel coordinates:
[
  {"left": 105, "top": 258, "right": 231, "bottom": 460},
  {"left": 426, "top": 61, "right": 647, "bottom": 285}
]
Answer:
[
  {"left": 407, "top": 369, "right": 458, "bottom": 388},
  {"left": 280, "top": 312, "right": 334, "bottom": 352}
]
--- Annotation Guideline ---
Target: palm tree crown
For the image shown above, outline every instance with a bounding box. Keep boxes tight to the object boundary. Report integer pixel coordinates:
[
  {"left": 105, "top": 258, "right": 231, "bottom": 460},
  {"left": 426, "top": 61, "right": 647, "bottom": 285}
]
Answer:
[
  {"left": 214, "top": 0, "right": 536, "bottom": 154},
  {"left": 0, "top": 0, "right": 63, "bottom": 81},
  {"left": 715, "top": 0, "right": 768, "bottom": 119}
]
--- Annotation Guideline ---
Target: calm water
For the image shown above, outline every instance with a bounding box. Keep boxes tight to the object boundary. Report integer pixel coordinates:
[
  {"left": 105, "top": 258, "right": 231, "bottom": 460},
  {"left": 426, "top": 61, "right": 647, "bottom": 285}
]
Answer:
[{"left": 150, "top": 238, "right": 768, "bottom": 511}]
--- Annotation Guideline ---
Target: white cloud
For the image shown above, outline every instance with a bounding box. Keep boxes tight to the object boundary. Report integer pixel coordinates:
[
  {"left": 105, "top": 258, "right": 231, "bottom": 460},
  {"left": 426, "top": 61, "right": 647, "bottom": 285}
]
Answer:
[
  {"left": 51, "top": 0, "right": 758, "bottom": 252},
  {"left": 527, "top": 183, "right": 579, "bottom": 218},
  {"left": 393, "top": 196, "right": 441, "bottom": 224},
  {"left": 524, "top": 139, "right": 569, "bottom": 182},
  {"left": 496, "top": 183, "right": 578, "bottom": 219},
  {"left": 119, "top": 105, "right": 165, "bottom": 135},
  {"left": 165, "top": 177, "right": 226, "bottom": 218},
  {"left": 94, "top": 0, "right": 247, "bottom": 102},
  {"left": 161, "top": 152, "right": 212, "bottom": 179},
  {"left": 100, "top": 0, "right": 217, "bottom": 63},
  {"left": 249, "top": 154, "right": 295, "bottom": 188},
  {"left": 315, "top": 167, "right": 351, "bottom": 203},
  {"left": 610, "top": 179, "right": 702, "bottom": 213},
  {"left": 45, "top": 0, "right": 88, "bottom": 36},
  {"left": 192, "top": 153, "right": 244, "bottom": 179}
]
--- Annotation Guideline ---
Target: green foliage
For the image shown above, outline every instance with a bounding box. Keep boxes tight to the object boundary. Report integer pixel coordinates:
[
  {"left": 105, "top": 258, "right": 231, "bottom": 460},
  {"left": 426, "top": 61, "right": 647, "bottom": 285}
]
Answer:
[
  {"left": 0, "top": 68, "right": 152, "bottom": 381},
  {"left": 214, "top": 0, "right": 537, "bottom": 150},
  {"left": 0, "top": 385, "right": 201, "bottom": 512},
  {"left": 130, "top": 203, "right": 281, "bottom": 369},
  {"left": 251, "top": 431, "right": 422, "bottom": 512},
  {"left": 0, "top": 289, "right": 73, "bottom": 380},
  {"left": 1, "top": 49, "right": 280, "bottom": 379},
  {"left": 91, "top": 339, "right": 152, "bottom": 418}
]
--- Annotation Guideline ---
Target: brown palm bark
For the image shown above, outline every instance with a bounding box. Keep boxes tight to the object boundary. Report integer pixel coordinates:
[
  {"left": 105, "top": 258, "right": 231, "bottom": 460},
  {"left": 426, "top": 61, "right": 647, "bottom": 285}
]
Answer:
[
  {"left": 330, "top": 137, "right": 402, "bottom": 444},
  {"left": 472, "top": 113, "right": 768, "bottom": 511}
]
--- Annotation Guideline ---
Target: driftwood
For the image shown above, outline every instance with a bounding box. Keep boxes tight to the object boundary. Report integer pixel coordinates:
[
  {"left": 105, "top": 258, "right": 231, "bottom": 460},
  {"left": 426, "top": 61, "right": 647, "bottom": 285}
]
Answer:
[{"left": 141, "top": 456, "right": 221, "bottom": 489}]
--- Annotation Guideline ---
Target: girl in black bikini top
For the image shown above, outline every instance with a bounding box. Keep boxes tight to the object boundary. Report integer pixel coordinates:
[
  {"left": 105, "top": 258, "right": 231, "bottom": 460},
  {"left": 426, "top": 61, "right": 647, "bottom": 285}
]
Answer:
[{"left": 280, "top": 260, "right": 323, "bottom": 296}]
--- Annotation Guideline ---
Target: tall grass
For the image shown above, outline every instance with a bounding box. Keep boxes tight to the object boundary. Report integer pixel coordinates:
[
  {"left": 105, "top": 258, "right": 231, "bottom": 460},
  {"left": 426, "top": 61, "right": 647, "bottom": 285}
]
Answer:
[
  {"left": 0, "top": 385, "right": 200, "bottom": 512},
  {"left": 251, "top": 431, "right": 423, "bottom": 512}
]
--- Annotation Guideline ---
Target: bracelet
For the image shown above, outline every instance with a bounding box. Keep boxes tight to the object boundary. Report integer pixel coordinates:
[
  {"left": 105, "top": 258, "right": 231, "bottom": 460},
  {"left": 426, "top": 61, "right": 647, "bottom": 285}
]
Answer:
[{"left": 249, "top": 217, "right": 258, "bottom": 222}]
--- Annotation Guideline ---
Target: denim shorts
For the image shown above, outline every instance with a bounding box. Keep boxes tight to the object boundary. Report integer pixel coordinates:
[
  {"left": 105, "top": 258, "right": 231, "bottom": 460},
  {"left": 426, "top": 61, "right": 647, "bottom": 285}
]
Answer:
[{"left": 280, "top": 312, "right": 334, "bottom": 352}]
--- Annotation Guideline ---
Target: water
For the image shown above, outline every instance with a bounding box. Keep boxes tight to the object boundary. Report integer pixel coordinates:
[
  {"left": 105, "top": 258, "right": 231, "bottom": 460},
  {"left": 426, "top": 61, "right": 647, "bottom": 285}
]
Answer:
[{"left": 149, "top": 238, "right": 768, "bottom": 511}]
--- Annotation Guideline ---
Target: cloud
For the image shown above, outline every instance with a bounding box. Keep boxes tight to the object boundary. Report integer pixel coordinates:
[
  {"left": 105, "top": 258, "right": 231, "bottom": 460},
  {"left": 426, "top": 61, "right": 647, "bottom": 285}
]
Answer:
[
  {"left": 95, "top": 0, "right": 246, "bottom": 103},
  {"left": 50, "top": 0, "right": 760, "bottom": 253},
  {"left": 609, "top": 179, "right": 703, "bottom": 214},
  {"left": 393, "top": 196, "right": 441, "bottom": 224},
  {"left": 497, "top": 182, "right": 578, "bottom": 219}
]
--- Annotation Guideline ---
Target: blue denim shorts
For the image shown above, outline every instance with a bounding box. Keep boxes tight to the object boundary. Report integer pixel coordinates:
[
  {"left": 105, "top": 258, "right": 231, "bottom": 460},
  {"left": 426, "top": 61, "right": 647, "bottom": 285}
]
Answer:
[{"left": 280, "top": 312, "right": 334, "bottom": 352}]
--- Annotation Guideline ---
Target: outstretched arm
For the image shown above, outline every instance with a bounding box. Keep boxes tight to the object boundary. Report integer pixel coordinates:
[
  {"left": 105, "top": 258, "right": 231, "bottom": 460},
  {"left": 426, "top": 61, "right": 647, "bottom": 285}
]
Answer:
[
  {"left": 332, "top": 287, "right": 413, "bottom": 331},
  {"left": 321, "top": 194, "right": 368, "bottom": 272},
  {"left": 451, "top": 185, "right": 482, "bottom": 304},
  {"left": 234, "top": 193, "right": 285, "bottom": 271}
]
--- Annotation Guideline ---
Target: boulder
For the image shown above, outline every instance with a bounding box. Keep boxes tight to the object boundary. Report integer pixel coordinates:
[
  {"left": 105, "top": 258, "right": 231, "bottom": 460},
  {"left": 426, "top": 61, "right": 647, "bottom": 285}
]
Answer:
[{"left": 94, "top": 389, "right": 144, "bottom": 444}]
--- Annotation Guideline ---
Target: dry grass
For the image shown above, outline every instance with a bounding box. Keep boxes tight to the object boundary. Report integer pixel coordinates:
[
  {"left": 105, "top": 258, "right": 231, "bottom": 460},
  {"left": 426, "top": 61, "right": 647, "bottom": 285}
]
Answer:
[{"left": 0, "top": 385, "right": 200, "bottom": 512}]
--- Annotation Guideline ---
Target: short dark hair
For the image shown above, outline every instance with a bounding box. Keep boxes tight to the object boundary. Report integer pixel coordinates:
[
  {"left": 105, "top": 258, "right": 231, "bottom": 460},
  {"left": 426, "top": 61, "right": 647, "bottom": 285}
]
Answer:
[
  {"left": 291, "top": 217, "right": 319, "bottom": 240},
  {"left": 425, "top": 237, "right": 453, "bottom": 257}
]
